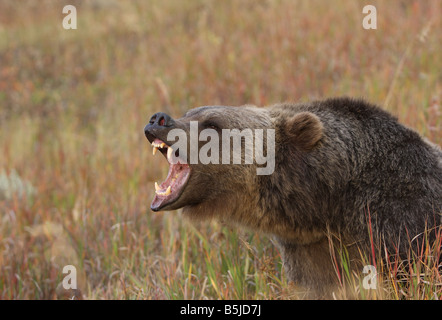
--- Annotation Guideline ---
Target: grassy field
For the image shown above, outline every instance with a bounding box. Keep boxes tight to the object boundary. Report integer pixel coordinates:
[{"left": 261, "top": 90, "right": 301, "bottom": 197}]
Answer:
[{"left": 0, "top": 0, "right": 441, "bottom": 299}]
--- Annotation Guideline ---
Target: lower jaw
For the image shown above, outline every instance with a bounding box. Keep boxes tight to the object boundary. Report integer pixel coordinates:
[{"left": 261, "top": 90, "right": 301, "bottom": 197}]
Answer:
[
  {"left": 151, "top": 196, "right": 171, "bottom": 211},
  {"left": 151, "top": 164, "right": 190, "bottom": 211},
  {"left": 151, "top": 193, "right": 181, "bottom": 211},
  {"left": 151, "top": 187, "right": 184, "bottom": 211}
]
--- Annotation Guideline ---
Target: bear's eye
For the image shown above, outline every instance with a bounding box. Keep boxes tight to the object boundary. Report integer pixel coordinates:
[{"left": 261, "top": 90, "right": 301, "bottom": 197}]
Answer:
[{"left": 204, "top": 122, "right": 220, "bottom": 130}]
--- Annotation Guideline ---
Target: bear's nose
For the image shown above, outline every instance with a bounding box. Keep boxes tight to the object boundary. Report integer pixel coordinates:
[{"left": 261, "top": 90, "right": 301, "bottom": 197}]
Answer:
[
  {"left": 149, "top": 112, "right": 174, "bottom": 127},
  {"left": 144, "top": 112, "right": 175, "bottom": 140}
]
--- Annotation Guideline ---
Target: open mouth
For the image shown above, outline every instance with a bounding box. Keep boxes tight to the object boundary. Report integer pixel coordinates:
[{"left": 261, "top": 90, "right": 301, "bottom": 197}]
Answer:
[{"left": 150, "top": 138, "right": 191, "bottom": 211}]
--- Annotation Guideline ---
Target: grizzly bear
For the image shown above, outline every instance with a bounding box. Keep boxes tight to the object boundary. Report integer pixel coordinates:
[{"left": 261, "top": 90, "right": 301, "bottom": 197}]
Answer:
[{"left": 144, "top": 97, "right": 442, "bottom": 297}]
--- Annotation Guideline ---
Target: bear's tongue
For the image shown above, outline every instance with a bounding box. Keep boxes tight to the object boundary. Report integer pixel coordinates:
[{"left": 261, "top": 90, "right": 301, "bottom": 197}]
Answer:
[{"left": 151, "top": 140, "right": 190, "bottom": 211}]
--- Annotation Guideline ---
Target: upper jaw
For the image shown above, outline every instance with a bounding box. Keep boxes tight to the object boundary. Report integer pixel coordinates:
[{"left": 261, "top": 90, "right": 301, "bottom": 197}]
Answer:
[
  {"left": 144, "top": 119, "right": 173, "bottom": 145},
  {"left": 144, "top": 124, "right": 165, "bottom": 145},
  {"left": 151, "top": 138, "right": 175, "bottom": 162}
]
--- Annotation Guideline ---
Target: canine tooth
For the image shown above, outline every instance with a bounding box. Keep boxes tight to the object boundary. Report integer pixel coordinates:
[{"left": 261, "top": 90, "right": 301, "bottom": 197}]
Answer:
[
  {"left": 155, "top": 185, "right": 171, "bottom": 196},
  {"left": 153, "top": 146, "right": 158, "bottom": 155},
  {"left": 160, "top": 143, "right": 166, "bottom": 148},
  {"left": 155, "top": 182, "right": 159, "bottom": 191},
  {"left": 167, "top": 147, "right": 173, "bottom": 162}
]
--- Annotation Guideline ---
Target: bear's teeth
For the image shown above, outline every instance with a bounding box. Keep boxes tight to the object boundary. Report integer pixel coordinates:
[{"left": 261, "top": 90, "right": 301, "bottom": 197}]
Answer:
[
  {"left": 155, "top": 185, "right": 171, "bottom": 196},
  {"left": 155, "top": 182, "right": 159, "bottom": 191},
  {"left": 151, "top": 141, "right": 166, "bottom": 148},
  {"left": 167, "top": 147, "right": 173, "bottom": 163},
  {"left": 151, "top": 141, "right": 168, "bottom": 156}
]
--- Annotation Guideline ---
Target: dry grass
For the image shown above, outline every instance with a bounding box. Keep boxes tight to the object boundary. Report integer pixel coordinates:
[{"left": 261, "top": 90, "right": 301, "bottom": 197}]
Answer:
[{"left": 0, "top": 0, "right": 440, "bottom": 299}]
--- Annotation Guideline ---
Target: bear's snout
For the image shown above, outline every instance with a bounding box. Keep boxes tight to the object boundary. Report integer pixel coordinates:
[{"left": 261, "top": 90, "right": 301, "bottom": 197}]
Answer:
[
  {"left": 144, "top": 112, "right": 176, "bottom": 142},
  {"left": 149, "top": 112, "right": 174, "bottom": 127}
]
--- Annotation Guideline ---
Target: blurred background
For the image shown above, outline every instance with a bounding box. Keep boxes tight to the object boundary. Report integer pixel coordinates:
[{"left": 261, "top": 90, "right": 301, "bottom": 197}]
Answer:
[{"left": 0, "top": 0, "right": 440, "bottom": 299}]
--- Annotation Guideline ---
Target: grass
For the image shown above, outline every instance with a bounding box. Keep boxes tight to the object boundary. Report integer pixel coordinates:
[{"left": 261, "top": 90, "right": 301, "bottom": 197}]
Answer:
[
  {"left": 0, "top": 0, "right": 441, "bottom": 299},
  {"left": 328, "top": 219, "right": 442, "bottom": 300}
]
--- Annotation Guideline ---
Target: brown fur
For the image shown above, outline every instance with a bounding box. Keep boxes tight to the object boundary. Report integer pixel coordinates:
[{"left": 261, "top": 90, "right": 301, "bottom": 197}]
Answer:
[
  {"left": 144, "top": 97, "right": 442, "bottom": 298},
  {"left": 284, "top": 112, "right": 324, "bottom": 151}
]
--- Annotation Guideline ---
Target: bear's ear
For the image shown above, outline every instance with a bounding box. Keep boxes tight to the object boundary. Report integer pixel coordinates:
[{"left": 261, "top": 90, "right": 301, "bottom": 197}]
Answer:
[{"left": 284, "top": 112, "right": 323, "bottom": 151}]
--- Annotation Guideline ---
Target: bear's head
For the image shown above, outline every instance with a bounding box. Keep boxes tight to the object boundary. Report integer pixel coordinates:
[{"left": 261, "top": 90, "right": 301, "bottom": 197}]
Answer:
[{"left": 144, "top": 105, "right": 324, "bottom": 228}]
